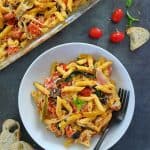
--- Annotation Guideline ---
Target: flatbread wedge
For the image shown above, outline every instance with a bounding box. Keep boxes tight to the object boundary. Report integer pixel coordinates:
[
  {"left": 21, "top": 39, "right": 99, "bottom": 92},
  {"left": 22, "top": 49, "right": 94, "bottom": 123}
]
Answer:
[
  {"left": 126, "top": 27, "right": 150, "bottom": 51},
  {"left": 11, "top": 141, "right": 34, "bottom": 150},
  {"left": 0, "top": 119, "right": 20, "bottom": 150},
  {"left": 0, "top": 119, "right": 34, "bottom": 150}
]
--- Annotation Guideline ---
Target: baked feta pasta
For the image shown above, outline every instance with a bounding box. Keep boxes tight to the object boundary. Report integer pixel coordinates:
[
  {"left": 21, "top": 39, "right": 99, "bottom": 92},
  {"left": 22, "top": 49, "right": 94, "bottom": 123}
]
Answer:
[
  {"left": 32, "top": 54, "right": 121, "bottom": 147},
  {"left": 0, "top": 0, "right": 87, "bottom": 62}
]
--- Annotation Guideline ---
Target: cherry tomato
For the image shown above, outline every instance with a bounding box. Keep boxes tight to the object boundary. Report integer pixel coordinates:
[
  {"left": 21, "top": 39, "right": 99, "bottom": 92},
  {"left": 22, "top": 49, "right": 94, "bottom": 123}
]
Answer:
[
  {"left": 110, "top": 31, "right": 125, "bottom": 43},
  {"left": 11, "top": 28, "right": 22, "bottom": 39},
  {"left": 27, "top": 22, "right": 41, "bottom": 37},
  {"left": 65, "top": 125, "right": 75, "bottom": 138},
  {"left": 52, "top": 71, "right": 60, "bottom": 77},
  {"left": 50, "top": 124, "right": 57, "bottom": 132},
  {"left": 111, "top": 8, "right": 124, "bottom": 23},
  {"left": 4, "top": 13, "right": 15, "bottom": 21},
  {"left": 59, "top": 63, "right": 68, "bottom": 71},
  {"left": 89, "top": 27, "right": 103, "bottom": 39},
  {"left": 48, "top": 102, "right": 56, "bottom": 117},
  {"left": 6, "top": 46, "right": 19, "bottom": 55},
  {"left": 60, "top": 82, "right": 69, "bottom": 88},
  {"left": 79, "top": 87, "right": 92, "bottom": 97},
  {"left": 6, "top": 19, "right": 16, "bottom": 25}
]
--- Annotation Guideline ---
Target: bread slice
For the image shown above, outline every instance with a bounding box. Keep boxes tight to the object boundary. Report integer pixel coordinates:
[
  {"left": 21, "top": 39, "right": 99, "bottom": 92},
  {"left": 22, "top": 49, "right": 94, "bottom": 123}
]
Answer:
[
  {"left": 11, "top": 141, "right": 34, "bottom": 150},
  {"left": 126, "top": 27, "right": 150, "bottom": 51},
  {"left": 0, "top": 119, "right": 20, "bottom": 150}
]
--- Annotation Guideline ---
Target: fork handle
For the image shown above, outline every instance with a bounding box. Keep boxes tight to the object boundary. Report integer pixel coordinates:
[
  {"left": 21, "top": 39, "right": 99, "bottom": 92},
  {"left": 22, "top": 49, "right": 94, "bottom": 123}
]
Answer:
[{"left": 94, "top": 127, "right": 110, "bottom": 150}]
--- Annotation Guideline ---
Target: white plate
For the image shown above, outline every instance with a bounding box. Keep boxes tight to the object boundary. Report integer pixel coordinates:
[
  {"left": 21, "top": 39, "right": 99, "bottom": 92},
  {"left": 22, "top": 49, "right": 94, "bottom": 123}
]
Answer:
[{"left": 18, "top": 43, "right": 135, "bottom": 150}]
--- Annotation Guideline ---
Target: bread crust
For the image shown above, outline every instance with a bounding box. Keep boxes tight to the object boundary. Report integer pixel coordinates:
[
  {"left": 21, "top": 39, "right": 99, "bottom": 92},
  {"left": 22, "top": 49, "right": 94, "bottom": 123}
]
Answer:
[{"left": 127, "top": 27, "right": 150, "bottom": 51}]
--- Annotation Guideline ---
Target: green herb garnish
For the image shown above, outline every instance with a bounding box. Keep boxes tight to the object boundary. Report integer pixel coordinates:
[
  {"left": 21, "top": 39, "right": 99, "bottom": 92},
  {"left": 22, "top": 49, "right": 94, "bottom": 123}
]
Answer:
[
  {"left": 65, "top": 71, "right": 95, "bottom": 82},
  {"left": 126, "top": 0, "right": 133, "bottom": 8},
  {"left": 126, "top": 10, "right": 139, "bottom": 27},
  {"left": 73, "top": 98, "right": 86, "bottom": 110}
]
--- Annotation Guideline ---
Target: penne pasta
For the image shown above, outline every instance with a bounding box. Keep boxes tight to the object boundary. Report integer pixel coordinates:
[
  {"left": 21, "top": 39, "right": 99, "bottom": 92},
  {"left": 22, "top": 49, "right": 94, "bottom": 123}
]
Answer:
[
  {"left": 92, "top": 94, "right": 106, "bottom": 112},
  {"left": 62, "top": 86, "right": 84, "bottom": 93},
  {"left": 74, "top": 80, "right": 96, "bottom": 87},
  {"left": 0, "top": 0, "right": 88, "bottom": 66},
  {"left": 32, "top": 54, "right": 121, "bottom": 147},
  {"left": 33, "top": 82, "right": 50, "bottom": 96}
]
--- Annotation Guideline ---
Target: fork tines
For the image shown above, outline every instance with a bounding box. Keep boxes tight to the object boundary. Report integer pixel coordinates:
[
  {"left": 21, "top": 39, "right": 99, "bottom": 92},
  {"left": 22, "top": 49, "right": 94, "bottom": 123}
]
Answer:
[{"left": 118, "top": 88, "right": 130, "bottom": 121}]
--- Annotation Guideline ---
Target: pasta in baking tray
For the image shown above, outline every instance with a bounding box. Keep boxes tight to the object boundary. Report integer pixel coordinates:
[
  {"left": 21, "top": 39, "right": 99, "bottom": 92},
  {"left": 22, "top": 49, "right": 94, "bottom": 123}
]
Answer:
[
  {"left": 0, "top": 0, "right": 100, "bottom": 70},
  {"left": 32, "top": 54, "right": 121, "bottom": 147}
]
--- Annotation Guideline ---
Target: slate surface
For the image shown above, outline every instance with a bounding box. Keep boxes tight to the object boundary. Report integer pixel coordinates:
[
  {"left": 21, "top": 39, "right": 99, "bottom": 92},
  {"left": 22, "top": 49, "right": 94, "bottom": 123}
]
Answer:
[{"left": 0, "top": 0, "right": 150, "bottom": 149}]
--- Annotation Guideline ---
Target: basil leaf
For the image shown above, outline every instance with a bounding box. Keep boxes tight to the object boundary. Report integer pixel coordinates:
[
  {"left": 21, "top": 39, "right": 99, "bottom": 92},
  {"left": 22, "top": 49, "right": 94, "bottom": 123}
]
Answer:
[
  {"left": 73, "top": 98, "right": 86, "bottom": 110},
  {"left": 95, "top": 89, "right": 108, "bottom": 104},
  {"left": 126, "top": 0, "right": 133, "bottom": 8},
  {"left": 126, "top": 10, "right": 139, "bottom": 27},
  {"left": 65, "top": 71, "right": 95, "bottom": 82}
]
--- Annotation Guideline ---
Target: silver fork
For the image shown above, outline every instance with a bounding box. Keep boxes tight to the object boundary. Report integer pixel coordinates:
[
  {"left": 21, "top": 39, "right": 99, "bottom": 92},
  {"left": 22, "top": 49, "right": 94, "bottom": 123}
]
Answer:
[{"left": 94, "top": 88, "right": 130, "bottom": 150}]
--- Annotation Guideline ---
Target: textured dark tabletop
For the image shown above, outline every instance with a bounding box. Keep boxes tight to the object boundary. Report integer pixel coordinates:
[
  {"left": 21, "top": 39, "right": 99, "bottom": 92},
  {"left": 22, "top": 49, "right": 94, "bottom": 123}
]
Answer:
[{"left": 0, "top": 0, "right": 150, "bottom": 150}]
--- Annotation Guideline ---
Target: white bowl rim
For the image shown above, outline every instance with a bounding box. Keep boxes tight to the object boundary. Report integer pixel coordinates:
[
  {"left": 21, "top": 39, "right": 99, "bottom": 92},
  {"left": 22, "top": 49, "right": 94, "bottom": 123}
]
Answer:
[{"left": 18, "top": 42, "right": 135, "bottom": 150}]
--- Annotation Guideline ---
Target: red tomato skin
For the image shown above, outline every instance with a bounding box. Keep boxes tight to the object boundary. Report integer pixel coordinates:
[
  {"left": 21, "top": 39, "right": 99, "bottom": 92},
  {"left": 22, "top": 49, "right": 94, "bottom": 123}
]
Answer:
[
  {"left": 89, "top": 27, "right": 103, "bottom": 39},
  {"left": 7, "top": 46, "right": 19, "bottom": 55},
  {"left": 59, "top": 63, "right": 68, "bottom": 71},
  {"left": 60, "top": 82, "right": 69, "bottom": 88},
  {"left": 27, "top": 22, "right": 41, "bottom": 37},
  {"left": 65, "top": 125, "right": 75, "bottom": 138},
  {"left": 79, "top": 87, "right": 92, "bottom": 97},
  {"left": 110, "top": 31, "right": 125, "bottom": 43},
  {"left": 3, "top": 13, "right": 15, "bottom": 20},
  {"left": 111, "top": 8, "right": 124, "bottom": 23},
  {"left": 6, "top": 19, "right": 16, "bottom": 25},
  {"left": 11, "top": 28, "right": 22, "bottom": 40}
]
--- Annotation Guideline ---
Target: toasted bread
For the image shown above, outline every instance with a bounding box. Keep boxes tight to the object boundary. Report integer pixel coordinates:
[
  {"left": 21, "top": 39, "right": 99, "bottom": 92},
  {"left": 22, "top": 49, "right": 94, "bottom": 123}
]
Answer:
[
  {"left": 11, "top": 141, "right": 34, "bottom": 150},
  {"left": 0, "top": 119, "right": 34, "bottom": 150},
  {"left": 0, "top": 119, "right": 20, "bottom": 150},
  {"left": 126, "top": 27, "right": 150, "bottom": 51}
]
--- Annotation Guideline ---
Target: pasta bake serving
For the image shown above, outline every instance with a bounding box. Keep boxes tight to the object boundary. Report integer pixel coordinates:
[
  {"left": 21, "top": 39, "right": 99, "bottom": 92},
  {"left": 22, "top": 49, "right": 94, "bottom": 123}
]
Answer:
[
  {"left": 32, "top": 54, "right": 121, "bottom": 147},
  {"left": 0, "top": 0, "right": 88, "bottom": 66}
]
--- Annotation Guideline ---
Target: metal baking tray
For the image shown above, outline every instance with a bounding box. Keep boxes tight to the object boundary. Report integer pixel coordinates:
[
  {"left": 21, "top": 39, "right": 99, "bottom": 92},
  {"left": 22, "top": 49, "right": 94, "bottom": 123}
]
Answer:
[{"left": 0, "top": 0, "right": 101, "bottom": 70}]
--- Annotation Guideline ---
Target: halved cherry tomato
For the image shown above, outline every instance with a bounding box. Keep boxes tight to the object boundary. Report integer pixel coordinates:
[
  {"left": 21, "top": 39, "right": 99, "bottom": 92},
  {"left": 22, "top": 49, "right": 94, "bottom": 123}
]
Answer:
[
  {"left": 65, "top": 125, "right": 75, "bottom": 138},
  {"left": 48, "top": 102, "right": 56, "bottom": 117},
  {"left": 4, "top": 13, "right": 16, "bottom": 25},
  {"left": 79, "top": 87, "right": 92, "bottom": 97},
  {"left": 59, "top": 63, "right": 68, "bottom": 71},
  {"left": 52, "top": 71, "right": 59, "bottom": 77},
  {"left": 60, "top": 82, "right": 69, "bottom": 88},
  {"left": 6, "top": 46, "right": 19, "bottom": 55},
  {"left": 110, "top": 31, "right": 125, "bottom": 43},
  {"left": 89, "top": 27, "right": 103, "bottom": 39},
  {"left": 50, "top": 123, "right": 57, "bottom": 132},
  {"left": 27, "top": 22, "right": 41, "bottom": 37},
  {"left": 4, "top": 13, "right": 15, "bottom": 21},
  {"left": 111, "top": 8, "right": 124, "bottom": 23},
  {"left": 6, "top": 19, "right": 16, "bottom": 25},
  {"left": 11, "top": 28, "right": 22, "bottom": 40}
]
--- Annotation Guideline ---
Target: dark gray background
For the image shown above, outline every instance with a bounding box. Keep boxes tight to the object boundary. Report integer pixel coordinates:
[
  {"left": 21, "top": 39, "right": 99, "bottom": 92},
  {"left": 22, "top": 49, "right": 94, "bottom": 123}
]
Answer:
[{"left": 0, "top": 0, "right": 150, "bottom": 149}]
